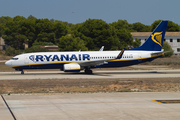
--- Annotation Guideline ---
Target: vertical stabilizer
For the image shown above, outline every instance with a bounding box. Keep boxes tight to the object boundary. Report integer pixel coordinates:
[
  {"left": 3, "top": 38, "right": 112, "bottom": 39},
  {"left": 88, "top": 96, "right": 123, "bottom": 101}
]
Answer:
[{"left": 130, "top": 20, "right": 168, "bottom": 51}]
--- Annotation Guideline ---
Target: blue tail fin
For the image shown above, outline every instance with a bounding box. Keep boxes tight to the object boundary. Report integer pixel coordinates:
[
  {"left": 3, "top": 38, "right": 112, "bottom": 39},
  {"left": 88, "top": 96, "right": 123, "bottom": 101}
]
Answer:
[{"left": 130, "top": 20, "right": 168, "bottom": 51}]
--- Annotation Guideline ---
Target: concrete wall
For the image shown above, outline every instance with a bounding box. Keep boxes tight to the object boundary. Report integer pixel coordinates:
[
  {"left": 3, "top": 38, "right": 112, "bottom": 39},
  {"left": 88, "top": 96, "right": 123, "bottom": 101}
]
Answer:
[{"left": 0, "top": 37, "right": 8, "bottom": 51}]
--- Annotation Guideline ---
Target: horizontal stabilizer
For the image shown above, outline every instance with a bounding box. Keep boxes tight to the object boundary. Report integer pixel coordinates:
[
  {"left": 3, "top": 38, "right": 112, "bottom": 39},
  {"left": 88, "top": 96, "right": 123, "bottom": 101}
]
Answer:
[{"left": 151, "top": 50, "right": 174, "bottom": 56}]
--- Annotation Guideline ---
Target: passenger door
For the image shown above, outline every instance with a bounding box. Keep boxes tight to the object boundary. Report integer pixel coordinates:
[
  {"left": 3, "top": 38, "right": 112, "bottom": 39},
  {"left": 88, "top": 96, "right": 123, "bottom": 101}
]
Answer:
[{"left": 24, "top": 55, "right": 29, "bottom": 64}]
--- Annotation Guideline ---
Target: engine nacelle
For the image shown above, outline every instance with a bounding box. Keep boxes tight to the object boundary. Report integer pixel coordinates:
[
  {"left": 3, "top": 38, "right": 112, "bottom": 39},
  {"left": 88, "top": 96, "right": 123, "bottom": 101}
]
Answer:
[{"left": 64, "top": 63, "right": 81, "bottom": 72}]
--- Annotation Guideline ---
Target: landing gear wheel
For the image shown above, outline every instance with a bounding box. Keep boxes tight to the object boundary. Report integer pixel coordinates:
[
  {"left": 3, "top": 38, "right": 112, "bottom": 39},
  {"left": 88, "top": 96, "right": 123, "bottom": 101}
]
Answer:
[
  {"left": 21, "top": 71, "right": 24, "bottom": 74},
  {"left": 84, "top": 69, "right": 93, "bottom": 74},
  {"left": 89, "top": 70, "right": 92, "bottom": 74}
]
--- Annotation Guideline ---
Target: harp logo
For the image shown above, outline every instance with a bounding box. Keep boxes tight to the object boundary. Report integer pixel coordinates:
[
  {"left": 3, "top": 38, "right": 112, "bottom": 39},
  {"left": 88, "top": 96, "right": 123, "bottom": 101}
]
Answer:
[{"left": 151, "top": 32, "right": 163, "bottom": 47}]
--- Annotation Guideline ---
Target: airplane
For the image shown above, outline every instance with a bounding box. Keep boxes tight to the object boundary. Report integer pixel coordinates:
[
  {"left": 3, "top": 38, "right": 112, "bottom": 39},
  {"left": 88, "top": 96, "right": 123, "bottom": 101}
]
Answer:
[{"left": 5, "top": 20, "right": 168, "bottom": 74}]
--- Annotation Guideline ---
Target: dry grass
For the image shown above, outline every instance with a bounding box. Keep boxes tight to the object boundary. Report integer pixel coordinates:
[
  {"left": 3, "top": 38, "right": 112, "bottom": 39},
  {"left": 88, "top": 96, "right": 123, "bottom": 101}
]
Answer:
[
  {"left": 145, "top": 56, "right": 180, "bottom": 68},
  {"left": 0, "top": 78, "right": 180, "bottom": 94}
]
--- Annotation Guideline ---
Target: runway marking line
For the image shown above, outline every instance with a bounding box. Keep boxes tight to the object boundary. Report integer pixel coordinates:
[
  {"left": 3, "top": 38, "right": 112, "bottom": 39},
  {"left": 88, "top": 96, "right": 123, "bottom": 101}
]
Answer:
[
  {"left": 152, "top": 100, "right": 180, "bottom": 104},
  {"left": 1, "top": 95, "right": 17, "bottom": 120}
]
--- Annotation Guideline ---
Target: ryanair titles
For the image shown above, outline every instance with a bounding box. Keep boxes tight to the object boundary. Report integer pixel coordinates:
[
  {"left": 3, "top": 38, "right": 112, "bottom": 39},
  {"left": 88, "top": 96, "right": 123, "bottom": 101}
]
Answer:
[{"left": 29, "top": 54, "right": 90, "bottom": 62}]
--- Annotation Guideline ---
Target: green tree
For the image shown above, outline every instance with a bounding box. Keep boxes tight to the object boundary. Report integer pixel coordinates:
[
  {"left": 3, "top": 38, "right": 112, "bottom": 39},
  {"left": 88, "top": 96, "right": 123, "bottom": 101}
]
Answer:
[
  {"left": 5, "top": 46, "right": 22, "bottom": 56},
  {"left": 151, "top": 20, "right": 180, "bottom": 31},
  {"left": 54, "top": 21, "right": 68, "bottom": 39},
  {"left": 2, "top": 16, "right": 68, "bottom": 49},
  {"left": 20, "top": 18, "right": 36, "bottom": 47},
  {"left": 132, "top": 38, "right": 141, "bottom": 48},
  {"left": 162, "top": 41, "right": 173, "bottom": 57},
  {"left": 33, "top": 41, "right": 54, "bottom": 46},
  {"left": 116, "top": 29, "right": 141, "bottom": 49},
  {"left": 0, "top": 16, "right": 13, "bottom": 36},
  {"left": 3, "top": 16, "right": 27, "bottom": 49},
  {"left": 13, "top": 16, "right": 26, "bottom": 21},
  {"left": 132, "top": 22, "right": 151, "bottom": 32},
  {"left": 34, "top": 19, "right": 67, "bottom": 46},
  {"left": 116, "top": 29, "right": 132, "bottom": 49},
  {"left": 24, "top": 45, "right": 49, "bottom": 53},
  {"left": 5, "top": 46, "right": 16, "bottom": 56},
  {"left": 27, "top": 15, "right": 37, "bottom": 20},
  {"left": 58, "top": 35, "right": 88, "bottom": 51},
  {"left": 110, "top": 20, "right": 133, "bottom": 31},
  {"left": 74, "top": 19, "right": 120, "bottom": 50}
]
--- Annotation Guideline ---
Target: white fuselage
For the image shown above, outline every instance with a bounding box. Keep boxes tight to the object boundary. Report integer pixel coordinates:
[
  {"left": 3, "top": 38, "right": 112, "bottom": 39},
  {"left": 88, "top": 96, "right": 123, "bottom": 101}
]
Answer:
[{"left": 5, "top": 50, "right": 162, "bottom": 71}]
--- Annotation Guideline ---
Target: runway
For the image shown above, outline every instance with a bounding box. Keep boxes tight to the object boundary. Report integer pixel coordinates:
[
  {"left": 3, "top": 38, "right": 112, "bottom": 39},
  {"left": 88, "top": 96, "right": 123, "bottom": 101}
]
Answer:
[
  {"left": 0, "top": 69, "right": 180, "bottom": 80},
  {"left": 1, "top": 92, "right": 180, "bottom": 120},
  {"left": 1, "top": 67, "right": 180, "bottom": 119}
]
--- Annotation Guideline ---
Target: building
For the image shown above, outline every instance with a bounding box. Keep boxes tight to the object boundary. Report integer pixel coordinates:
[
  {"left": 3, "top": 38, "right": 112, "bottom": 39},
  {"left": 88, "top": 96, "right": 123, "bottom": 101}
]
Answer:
[
  {"left": 0, "top": 37, "right": 8, "bottom": 50},
  {"left": 40, "top": 46, "right": 58, "bottom": 51},
  {"left": 131, "top": 32, "right": 180, "bottom": 55}
]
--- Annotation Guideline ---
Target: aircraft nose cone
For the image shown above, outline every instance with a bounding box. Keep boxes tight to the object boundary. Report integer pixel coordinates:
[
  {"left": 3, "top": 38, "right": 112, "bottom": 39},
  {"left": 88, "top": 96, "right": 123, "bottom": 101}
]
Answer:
[{"left": 5, "top": 61, "right": 11, "bottom": 67}]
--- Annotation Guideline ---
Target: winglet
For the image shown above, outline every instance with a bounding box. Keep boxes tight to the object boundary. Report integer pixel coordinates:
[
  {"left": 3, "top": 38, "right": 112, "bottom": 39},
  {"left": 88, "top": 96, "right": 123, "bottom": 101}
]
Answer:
[
  {"left": 99, "top": 46, "right": 104, "bottom": 51},
  {"left": 116, "top": 48, "right": 125, "bottom": 59}
]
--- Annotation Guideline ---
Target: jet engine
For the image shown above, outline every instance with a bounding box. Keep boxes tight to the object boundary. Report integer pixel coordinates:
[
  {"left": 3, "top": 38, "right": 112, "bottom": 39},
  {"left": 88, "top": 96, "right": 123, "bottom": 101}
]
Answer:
[{"left": 63, "top": 63, "right": 81, "bottom": 72}]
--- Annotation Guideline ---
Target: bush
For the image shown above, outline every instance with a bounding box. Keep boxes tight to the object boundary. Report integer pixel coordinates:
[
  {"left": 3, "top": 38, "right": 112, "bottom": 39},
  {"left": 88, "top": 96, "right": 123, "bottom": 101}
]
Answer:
[
  {"left": 24, "top": 45, "right": 49, "bottom": 53},
  {"left": 5, "top": 46, "right": 16, "bottom": 56},
  {"left": 5, "top": 46, "right": 23, "bottom": 56},
  {"left": 162, "top": 41, "right": 173, "bottom": 57},
  {"left": 58, "top": 35, "right": 88, "bottom": 51},
  {"left": 5, "top": 45, "right": 50, "bottom": 56},
  {"left": 32, "top": 41, "right": 55, "bottom": 46}
]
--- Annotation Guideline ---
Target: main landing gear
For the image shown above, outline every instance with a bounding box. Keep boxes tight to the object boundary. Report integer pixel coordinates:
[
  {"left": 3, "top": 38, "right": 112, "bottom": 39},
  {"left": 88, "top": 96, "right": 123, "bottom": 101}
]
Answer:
[
  {"left": 84, "top": 68, "right": 93, "bottom": 74},
  {"left": 21, "top": 70, "right": 24, "bottom": 74}
]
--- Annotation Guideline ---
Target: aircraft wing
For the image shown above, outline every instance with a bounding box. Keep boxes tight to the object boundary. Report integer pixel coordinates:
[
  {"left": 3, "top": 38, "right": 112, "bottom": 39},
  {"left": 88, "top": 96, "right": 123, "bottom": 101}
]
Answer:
[{"left": 78, "top": 48, "right": 125, "bottom": 67}]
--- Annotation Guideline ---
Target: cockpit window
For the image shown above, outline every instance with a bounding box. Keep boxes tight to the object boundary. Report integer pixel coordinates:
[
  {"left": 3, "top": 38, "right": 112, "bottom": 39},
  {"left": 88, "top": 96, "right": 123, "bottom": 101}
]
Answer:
[{"left": 11, "top": 58, "right": 18, "bottom": 60}]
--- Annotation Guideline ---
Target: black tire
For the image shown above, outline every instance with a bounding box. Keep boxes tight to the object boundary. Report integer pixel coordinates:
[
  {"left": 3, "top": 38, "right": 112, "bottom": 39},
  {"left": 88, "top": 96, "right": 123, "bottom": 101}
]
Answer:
[
  {"left": 84, "top": 69, "right": 93, "bottom": 74},
  {"left": 89, "top": 70, "right": 92, "bottom": 74},
  {"left": 21, "top": 71, "right": 24, "bottom": 74}
]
